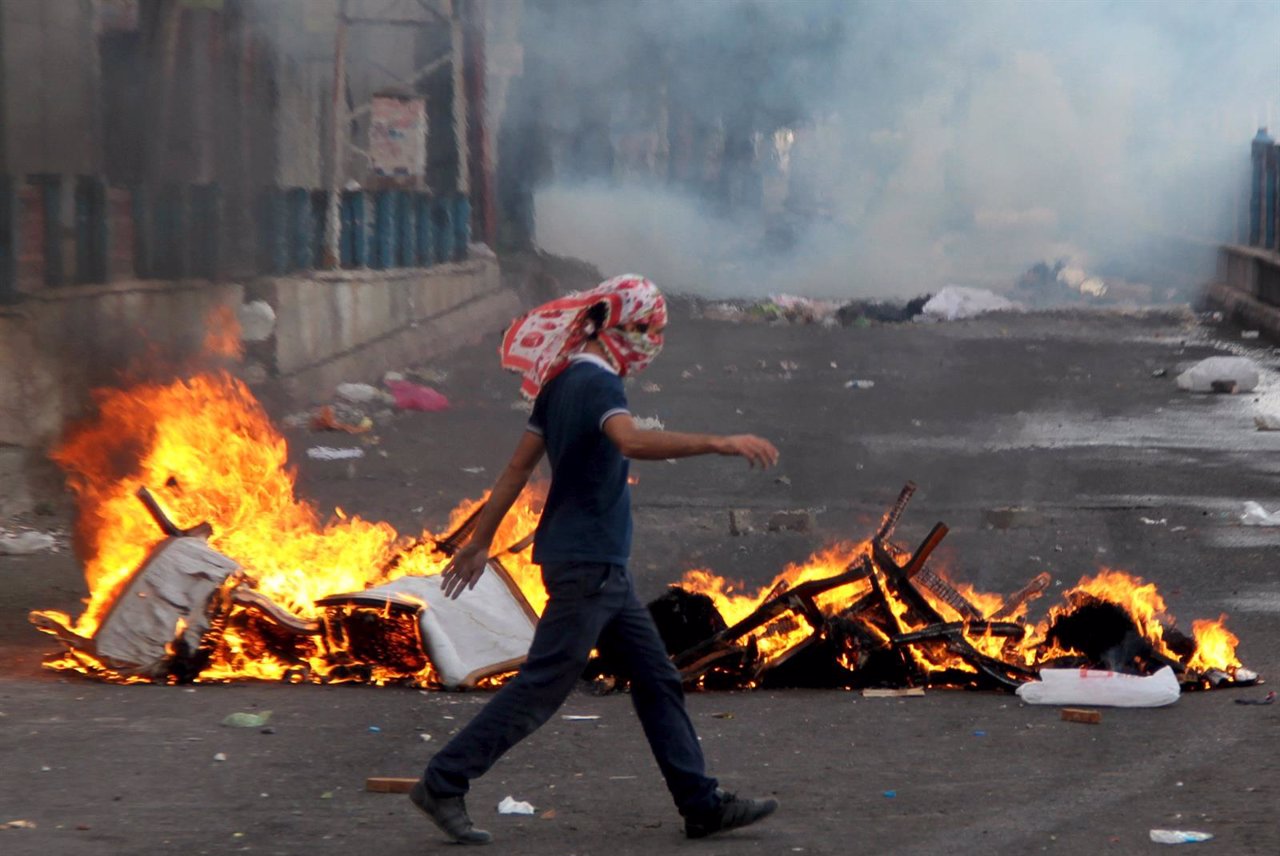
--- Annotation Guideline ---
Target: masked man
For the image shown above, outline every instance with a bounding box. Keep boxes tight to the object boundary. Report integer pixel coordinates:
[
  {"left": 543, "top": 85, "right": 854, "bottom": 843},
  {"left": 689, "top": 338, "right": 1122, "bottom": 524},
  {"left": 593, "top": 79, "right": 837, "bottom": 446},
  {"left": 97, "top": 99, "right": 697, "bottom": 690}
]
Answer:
[{"left": 411, "top": 275, "right": 780, "bottom": 844}]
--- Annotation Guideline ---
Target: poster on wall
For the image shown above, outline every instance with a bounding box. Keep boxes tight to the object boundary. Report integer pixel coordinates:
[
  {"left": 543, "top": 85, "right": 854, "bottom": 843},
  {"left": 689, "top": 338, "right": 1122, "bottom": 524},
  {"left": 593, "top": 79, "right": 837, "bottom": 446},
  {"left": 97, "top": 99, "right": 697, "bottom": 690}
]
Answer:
[{"left": 369, "top": 95, "right": 427, "bottom": 187}]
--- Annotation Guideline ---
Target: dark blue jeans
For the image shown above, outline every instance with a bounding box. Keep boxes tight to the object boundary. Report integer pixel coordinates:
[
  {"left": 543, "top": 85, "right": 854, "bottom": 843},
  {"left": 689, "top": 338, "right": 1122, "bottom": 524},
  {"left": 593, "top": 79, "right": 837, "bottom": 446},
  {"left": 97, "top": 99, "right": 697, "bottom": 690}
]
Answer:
[{"left": 424, "top": 562, "right": 719, "bottom": 816}]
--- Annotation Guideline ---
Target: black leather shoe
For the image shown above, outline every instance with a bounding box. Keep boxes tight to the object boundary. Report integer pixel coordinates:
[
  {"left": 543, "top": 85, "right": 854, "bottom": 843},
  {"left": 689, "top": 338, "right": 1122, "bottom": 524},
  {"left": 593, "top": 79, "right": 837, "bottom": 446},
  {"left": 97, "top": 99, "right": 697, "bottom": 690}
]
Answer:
[
  {"left": 685, "top": 789, "right": 779, "bottom": 839},
  {"left": 409, "top": 780, "right": 493, "bottom": 845}
]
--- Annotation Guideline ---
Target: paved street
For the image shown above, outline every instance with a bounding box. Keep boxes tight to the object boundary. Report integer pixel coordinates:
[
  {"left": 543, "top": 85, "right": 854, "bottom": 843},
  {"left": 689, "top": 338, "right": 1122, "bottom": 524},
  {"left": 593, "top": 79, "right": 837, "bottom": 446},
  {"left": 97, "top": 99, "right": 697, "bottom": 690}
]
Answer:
[{"left": 2, "top": 306, "right": 1278, "bottom": 855}]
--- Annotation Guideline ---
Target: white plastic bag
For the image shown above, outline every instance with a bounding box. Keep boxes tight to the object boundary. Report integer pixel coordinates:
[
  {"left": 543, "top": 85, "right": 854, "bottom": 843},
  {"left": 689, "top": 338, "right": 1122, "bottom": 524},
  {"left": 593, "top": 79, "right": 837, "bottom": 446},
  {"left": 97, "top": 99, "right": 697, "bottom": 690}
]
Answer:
[
  {"left": 1174, "top": 356, "right": 1260, "bottom": 393},
  {"left": 497, "top": 795, "right": 536, "bottom": 815},
  {"left": 1241, "top": 501, "right": 1280, "bottom": 526},
  {"left": 919, "top": 286, "right": 1019, "bottom": 321},
  {"left": 1016, "top": 665, "right": 1180, "bottom": 707},
  {"left": 0, "top": 532, "right": 56, "bottom": 555},
  {"left": 1150, "top": 829, "right": 1213, "bottom": 844}
]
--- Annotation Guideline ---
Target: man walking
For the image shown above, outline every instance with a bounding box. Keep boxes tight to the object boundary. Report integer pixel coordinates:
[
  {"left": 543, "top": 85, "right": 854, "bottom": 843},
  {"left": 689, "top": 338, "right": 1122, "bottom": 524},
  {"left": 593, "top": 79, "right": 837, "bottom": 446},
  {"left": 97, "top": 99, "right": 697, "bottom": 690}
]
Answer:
[{"left": 411, "top": 275, "right": 780, "bottom": 844}]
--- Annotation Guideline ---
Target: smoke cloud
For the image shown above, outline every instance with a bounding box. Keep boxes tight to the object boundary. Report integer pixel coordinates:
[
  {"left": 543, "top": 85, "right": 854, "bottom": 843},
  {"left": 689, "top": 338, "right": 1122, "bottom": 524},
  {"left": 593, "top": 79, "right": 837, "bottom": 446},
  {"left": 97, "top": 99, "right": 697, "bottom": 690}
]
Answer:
[{"left": 514, "top": 0, "right": 1280, "bottom": 300}]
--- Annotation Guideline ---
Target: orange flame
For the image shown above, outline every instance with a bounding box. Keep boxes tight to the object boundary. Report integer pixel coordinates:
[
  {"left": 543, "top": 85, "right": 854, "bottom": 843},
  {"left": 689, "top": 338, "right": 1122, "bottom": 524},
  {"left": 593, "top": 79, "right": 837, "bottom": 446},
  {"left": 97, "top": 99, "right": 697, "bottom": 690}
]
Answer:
[
  {"left": 34, "top": 366, "right": 1245, "bottom": 687},
  {"left": 202, "top": 305, "right": 243, "bottom": 360}
]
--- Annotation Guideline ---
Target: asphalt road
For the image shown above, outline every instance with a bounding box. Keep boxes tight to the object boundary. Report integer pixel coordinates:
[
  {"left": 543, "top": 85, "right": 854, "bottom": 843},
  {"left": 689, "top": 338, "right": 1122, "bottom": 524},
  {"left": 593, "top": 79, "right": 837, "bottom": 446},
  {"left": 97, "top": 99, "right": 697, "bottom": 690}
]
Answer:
[{"left": 2, "top": 305, "right": 1278, "bottom": 855}]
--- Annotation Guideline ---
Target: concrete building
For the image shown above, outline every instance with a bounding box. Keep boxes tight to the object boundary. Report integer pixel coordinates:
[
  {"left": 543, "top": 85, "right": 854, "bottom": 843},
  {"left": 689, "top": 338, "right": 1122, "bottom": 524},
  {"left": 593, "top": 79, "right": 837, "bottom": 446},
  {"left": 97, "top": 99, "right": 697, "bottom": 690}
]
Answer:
[{"left": 0, "top": 0, "right": 524, "bottom": 516}]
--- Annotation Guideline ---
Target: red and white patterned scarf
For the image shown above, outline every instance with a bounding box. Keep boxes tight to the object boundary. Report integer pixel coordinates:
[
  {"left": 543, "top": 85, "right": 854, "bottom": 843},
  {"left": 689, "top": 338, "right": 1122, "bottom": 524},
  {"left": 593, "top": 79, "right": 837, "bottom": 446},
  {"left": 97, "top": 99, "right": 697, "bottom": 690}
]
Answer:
[{"left": 500, "top": 275, "right": 668, "bottom": 399}]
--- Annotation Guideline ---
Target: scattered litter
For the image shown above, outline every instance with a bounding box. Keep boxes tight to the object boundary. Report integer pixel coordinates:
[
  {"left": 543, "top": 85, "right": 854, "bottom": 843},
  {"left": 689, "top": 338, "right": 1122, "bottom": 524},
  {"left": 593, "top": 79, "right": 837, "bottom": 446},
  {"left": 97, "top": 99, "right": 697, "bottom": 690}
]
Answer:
[
  {"left": 1060, "top": 707, "right": 1102, "bottom": 724},
  {"left": 681, "top": 370, "right": 695, "bottom": 379},
  {"left": 221, "top": 711, "right": 272, "bottom": 728},
  {"left": 780, "top": 360, "right": 800, "bottom": 372},
  {"left": 1149, "top": 830, "right": 1213, "bottom": 844},
  {"left": 497, "top": 796, "right": 536, "bottom": 815},
  {"left": 711, "top": 712, "right": 735, "bottom": 719},
  {"left": 382, "top": 371, "right": 405, "bottom": 385},
  {"left": 1175, "top": 356, "right": 1260, "bottom": 393},
  {"left": 882, "top": 790, "right": 896, "bottom": 799},
  {"left": 632, "top": 415, "right": 665, "bottom": 431},
  {"left": 213, "top": 753, "right": 227, "bottom": 762},
  {"left": 1234, "top": 690, "right": 1276, "bottom": 705},
  {"left": 728, "top": 509, "right": 754, "bottom": 536},
  {"left": 862, "top": 687, "right": 925, "bottom": 698},
  {"left": 2, "top": 820, "right": 36, "bottom": 830},
  {"left": 365, "top": 777, "right": 416, "bottom": 793},
  {"left": 461, "top": 467, "right": 486, "bottom": 475},
  {"left": 237, "top": 300, "right": 277, "bottom": 342},
  {"left": 310, "top": 405, "right": 371, "bottom": 434},
  {"left": 561, "top": 715, "right": 600, "bottom": 721},
  {"left": 768, "top": 294, "right": 842, "bottom": 324},
  {"left": 844, "top": 379, "right": 875, "bottom": 390},
  {"left": 775, "top": 475, "right": 792, "bottom": 486},
  {"left": 320, "top": 791, "right": 334, "bottom": 799},
  {"left": 1151, "top": 368, "right": 1168, "bottom": 378},
  {"left": 540, "top": 809, "right": 557, "bottom": 819},
  {"left": 641, "top": 382, "right": 662, "bottom": 393},
  {"left": 1170, "top": 526, "right": 1187, "bottom": 533},
  {"left": 608, "top": 776, "right": 637, "bottom": 780},
  {"left": 368, "top": 726, "right": 382, "bottom": 733},
  {"left": 838, "top": 296, "right": 931, "bottom": 325},
  {"left": 511, "top": 399, "right": 534, "bottom": 413},
  {"left": 386, "top": 380, "right": 450, "bottom": 412},
  {"left": 335, "top": 383, "right": 387, "bottom": 405},
  {"left": 1254, "top": 412, "right": 1280, "bottom": 431},
  {"left": 920, "top": 286, "right": 1020, "bottom": 321},
  {"left": 0, "top": 532, "right": 57, "bottom": 555},
  {"left": 1016, "top": 665, "right": 1180, "bottom": 707},
  {"left": 1241, "top": 330, "right": 1261, "bottom": 339},
  {"left": 306, "top": 446, "right": 365, "bottom": 461},
  {"left": 1241, "top": 501, "right": 1280, "bottom": 526},
  {"left": 1140, "top": 517, "right": 1167, "bottom": 526},
  {"left": 419, "top": 733, "right": 433, "bottom": 742},
  {"left": 260, "top": 727, "right": 275, "bottom": 735},
  {"left": 972, "top": 730, "right": 987, "bottom": 737}
]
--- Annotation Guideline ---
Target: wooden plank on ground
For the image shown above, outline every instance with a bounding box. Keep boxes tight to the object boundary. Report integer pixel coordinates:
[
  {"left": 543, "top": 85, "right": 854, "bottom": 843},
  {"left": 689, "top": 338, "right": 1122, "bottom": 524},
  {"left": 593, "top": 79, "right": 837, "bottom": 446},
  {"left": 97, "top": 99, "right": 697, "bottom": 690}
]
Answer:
[{"left": 366, "top": 777, "right": 418, "bottom": 793}]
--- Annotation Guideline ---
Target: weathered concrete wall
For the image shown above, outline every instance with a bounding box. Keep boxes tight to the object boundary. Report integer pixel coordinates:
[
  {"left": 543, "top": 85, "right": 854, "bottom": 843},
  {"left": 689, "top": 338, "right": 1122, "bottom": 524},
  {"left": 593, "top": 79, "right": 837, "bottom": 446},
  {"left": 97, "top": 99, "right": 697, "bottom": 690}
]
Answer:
[
  {"left": 249, "top": 256, "right": 516, "bottom": 402},
  {"left": 0, "top": 259, "right": 522, "bottom": 514}
]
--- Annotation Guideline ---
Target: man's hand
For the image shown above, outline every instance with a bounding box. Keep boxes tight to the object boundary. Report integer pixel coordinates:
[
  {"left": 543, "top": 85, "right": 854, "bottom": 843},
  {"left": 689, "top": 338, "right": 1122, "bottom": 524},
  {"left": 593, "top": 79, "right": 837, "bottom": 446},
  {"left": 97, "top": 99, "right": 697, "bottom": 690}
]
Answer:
[
  {"left": 717, "top": 435, "right": 780, "bottom": 468},
  {"left": 440, "top": 542, "right": 490, "bottom": 599}
]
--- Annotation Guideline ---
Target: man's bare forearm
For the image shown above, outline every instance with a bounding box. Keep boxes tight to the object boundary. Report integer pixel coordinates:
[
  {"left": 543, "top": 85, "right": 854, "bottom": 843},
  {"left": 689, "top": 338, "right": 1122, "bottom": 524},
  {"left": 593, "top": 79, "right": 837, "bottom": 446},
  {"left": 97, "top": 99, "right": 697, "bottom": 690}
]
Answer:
[{"left": 618, "top": 429, "right": 727, "bottom": 461}]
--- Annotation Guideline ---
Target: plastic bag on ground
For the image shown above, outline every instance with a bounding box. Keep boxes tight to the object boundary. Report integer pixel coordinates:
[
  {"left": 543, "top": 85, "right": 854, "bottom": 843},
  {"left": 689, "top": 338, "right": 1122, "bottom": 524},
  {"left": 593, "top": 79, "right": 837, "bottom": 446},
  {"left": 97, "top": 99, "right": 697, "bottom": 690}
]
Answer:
[
  {"left": 1241, "top": 501, "right": 1280, "bottom": 526},
  {"left": 1150, "top": 830, "right": 1213, "bottom": 844},
  {"left": 919, "top": 286, "right": 1019, "bottom": 321},
  {"left": 1175, "top": 356, "right": 1260, "bottom": 393},
  {"left": 0, "top": 532, "right": 57, "bottom": 555},
  {"left": 497, "top": 796, "right": 536, "bottom": 815},
  {"left": 386, "top": 380, "right": 450, "bottom": 412},
  {"left": 1015, "top": 665, "right": 1180, "bottom": 707}
]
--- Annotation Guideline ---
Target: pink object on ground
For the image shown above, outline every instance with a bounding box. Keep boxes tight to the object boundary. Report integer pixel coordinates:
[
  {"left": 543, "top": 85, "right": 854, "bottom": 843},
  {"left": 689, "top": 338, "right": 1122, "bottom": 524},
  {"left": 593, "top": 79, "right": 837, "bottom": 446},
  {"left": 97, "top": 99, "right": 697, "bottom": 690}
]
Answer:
[{"left": 387, "top": 381, "right": 450, "bottom": 412}]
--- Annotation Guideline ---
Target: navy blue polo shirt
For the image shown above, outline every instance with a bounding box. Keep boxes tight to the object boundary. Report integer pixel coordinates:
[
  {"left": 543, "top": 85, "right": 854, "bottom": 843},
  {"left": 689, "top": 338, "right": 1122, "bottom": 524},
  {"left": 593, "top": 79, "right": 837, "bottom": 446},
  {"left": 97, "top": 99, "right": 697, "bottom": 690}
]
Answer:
[{"left": 526, "top": 354, "right": 632, "bottom": 567}]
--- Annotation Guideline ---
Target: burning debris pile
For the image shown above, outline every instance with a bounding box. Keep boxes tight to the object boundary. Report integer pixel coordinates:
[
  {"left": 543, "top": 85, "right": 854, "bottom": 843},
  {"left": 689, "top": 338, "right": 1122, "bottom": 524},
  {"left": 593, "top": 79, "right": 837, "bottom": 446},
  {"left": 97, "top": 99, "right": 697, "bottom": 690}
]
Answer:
[
  {"left": 600, "top": 484, "right": 1255, "bottom": 693},
  {"left": 30, "top": 372, "right": 1254, "bottom": 694}
]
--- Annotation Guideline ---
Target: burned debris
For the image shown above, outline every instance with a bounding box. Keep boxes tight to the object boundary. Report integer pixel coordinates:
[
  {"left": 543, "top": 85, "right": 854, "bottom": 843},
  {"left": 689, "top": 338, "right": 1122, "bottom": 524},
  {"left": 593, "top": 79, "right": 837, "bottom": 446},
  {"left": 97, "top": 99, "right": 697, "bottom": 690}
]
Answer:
[
  {"left": 597, "top": 483, "right": 1257, "bottom": 694},
  {"left": 30, "top": 476, "right": 1256, "bottom": 696}
]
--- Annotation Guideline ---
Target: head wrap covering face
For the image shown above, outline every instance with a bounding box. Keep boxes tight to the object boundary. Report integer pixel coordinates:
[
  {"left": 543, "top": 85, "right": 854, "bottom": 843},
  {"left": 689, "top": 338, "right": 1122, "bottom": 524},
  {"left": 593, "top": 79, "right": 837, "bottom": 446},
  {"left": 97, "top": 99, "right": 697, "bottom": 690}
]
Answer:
[{"left": 500, "top": 274, "right": 667, "bottom": 399}]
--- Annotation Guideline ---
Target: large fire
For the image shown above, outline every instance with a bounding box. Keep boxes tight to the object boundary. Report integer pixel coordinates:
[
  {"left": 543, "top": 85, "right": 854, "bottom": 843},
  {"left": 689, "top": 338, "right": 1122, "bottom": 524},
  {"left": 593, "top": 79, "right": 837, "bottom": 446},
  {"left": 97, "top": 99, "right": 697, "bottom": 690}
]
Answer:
[{"left": 32, "top": 368, "right": 1248, "bottom": 691}]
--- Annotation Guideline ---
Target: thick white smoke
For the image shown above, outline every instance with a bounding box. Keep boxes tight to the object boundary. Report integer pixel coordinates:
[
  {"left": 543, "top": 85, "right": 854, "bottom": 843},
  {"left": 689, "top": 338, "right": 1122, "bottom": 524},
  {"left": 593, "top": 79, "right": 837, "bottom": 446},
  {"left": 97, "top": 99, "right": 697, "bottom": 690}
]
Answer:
[{"left": 521, "top": 0, "right": 1280, "bottom": 300}]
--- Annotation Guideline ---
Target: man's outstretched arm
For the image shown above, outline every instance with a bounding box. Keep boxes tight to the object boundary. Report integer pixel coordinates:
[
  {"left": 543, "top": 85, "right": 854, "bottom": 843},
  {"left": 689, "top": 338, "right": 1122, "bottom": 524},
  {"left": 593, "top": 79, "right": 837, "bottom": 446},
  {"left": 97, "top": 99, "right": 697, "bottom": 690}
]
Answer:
[
  {"left": 440, "top": 430, "right": 546, "bottom": 598},
  {"left": 603, "top": 413, "right": 779, "bottom": 468}
]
